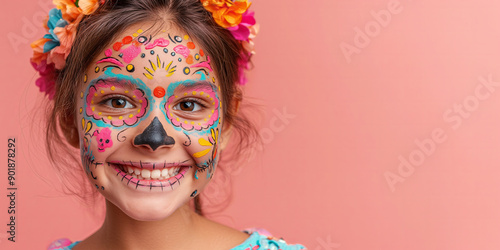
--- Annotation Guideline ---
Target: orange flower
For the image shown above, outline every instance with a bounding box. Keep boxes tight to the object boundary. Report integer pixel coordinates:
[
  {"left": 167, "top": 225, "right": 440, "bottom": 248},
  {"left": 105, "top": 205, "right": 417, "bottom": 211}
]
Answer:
[
  {"left": 53, "top": 0, "right": 99, "bottom": 21},
  {"left": 201, "top": 0, "right": 251, "bottom": 28},
  {"left": 49, "top": 21, "right": 78, "bottom": 69},
  {"left": 53, "top": 0, "right": 81, "bottom": 22},
  {"left": 79, "top": 0, "right": 100, "bottom": 15},
  {"left": 30, "top": 38, "right": 51, "bottom": 64}
]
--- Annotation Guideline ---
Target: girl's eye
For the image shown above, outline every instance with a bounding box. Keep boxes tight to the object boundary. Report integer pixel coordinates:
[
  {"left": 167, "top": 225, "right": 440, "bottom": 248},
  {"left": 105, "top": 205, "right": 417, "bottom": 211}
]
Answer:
[
  {"left": 103, "top": 97, "right": 135, "bottom": 109},
  {"left": 174, "top": 100, "right": 202, "bottom": 112}
]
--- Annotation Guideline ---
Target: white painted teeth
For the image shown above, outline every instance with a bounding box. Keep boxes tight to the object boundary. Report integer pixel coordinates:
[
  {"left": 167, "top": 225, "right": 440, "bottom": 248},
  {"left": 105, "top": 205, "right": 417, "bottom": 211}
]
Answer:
[
  {"left": 125, "top": 165, "right": 180, "bottom": 180},
  {"left": 151, "top": 169, "right": 161, "bottom": 179}
]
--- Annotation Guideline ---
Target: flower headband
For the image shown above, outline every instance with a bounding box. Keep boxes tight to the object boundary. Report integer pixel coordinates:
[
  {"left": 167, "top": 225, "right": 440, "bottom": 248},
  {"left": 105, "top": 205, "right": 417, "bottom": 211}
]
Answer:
[{"left": 30, "top": 0, "right": 258, "bottom": 100}]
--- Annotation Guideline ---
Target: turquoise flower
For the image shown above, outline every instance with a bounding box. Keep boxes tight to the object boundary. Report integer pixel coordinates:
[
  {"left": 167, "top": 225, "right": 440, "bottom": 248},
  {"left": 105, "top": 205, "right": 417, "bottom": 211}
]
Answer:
[{"left": 42, "top": 8, "right": 68, "bottom": 53}]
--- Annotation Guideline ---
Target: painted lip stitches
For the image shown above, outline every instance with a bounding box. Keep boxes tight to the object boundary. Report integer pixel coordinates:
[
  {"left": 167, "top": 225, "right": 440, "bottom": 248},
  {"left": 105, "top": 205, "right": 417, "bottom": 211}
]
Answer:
[
  {"left": 110, "top": 161, "right": 191, "bottom": 191},
  {"left": 109, "top": 160, "right": 189, "bottom": 170}
]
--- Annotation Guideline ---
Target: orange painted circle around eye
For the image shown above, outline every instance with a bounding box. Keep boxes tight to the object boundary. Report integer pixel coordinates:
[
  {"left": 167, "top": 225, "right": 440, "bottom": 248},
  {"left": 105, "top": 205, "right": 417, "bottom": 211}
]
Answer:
[{"left": 154, "top": 86, "right": 166, "bottom": 98}]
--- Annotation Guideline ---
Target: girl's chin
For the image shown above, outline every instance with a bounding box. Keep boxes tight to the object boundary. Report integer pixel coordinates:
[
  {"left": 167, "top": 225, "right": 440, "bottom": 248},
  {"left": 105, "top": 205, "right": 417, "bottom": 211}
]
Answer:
[{"left": 112, "top": 200, "right": 182, "bottom": 221}]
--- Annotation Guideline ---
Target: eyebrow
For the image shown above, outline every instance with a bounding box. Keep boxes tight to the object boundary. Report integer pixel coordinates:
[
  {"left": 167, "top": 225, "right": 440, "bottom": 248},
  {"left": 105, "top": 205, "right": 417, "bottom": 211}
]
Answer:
[
  {"left": 173, "top": 80, "right": 216, "bottom": 92},
  {"left": 95, "top": 77, "right": 138, "bottom": 90}
]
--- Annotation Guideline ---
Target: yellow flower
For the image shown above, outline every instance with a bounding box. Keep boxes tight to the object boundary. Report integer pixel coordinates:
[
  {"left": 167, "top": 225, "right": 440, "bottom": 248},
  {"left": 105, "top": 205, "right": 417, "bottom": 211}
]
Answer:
[{"left": 201, "top": 0, "right": 251, "bottom": 28}]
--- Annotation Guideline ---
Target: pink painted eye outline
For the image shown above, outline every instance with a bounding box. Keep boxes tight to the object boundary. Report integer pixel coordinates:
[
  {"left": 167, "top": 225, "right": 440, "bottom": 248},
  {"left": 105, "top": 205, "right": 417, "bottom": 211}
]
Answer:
[
  {"left": 85, "top": 80, "right": 149, "bottom": 127},
  {"left": 164, "top": 84, "right": 220, "bottom": 131}
]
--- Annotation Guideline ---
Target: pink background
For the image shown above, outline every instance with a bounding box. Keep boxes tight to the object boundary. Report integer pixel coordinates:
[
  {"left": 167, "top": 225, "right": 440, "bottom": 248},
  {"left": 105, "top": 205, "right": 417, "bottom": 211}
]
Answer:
[{"left": 2, "top": 0, "right": 500, "bottom": 249}]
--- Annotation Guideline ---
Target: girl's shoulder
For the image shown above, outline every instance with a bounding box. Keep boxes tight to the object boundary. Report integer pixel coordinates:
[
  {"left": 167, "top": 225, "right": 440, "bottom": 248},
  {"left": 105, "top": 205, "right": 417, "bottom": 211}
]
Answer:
[
  {"left": 47, "top": 228, "right": 307, "bottom": 250},
  {"left": 233, "top": 228, "right": 307, "bottom": 250}
]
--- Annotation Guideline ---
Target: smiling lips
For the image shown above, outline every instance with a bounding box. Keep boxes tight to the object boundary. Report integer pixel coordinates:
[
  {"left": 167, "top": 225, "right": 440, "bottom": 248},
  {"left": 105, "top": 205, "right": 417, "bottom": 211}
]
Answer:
[
  {"left": 109, "top": 160, "right": 191, "bottom": 191},
  {"left": 110, "top": 161, "right": 186, "bottom": 180}
]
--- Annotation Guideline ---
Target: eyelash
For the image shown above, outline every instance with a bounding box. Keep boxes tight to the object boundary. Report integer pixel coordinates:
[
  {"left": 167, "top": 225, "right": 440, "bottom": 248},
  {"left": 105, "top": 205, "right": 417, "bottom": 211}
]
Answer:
[
  {"left": 173, "top": 98, "right": 208, "bottom": 112},
  {"left": 99, "top": 95, "right": 136, "bottom": 109}
]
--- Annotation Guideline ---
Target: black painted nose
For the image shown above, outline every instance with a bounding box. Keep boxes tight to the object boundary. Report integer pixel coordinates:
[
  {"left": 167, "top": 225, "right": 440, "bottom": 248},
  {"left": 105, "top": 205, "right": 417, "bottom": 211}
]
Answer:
[{"left": 134, "top": 117, "right": 175, "bottom": 151}]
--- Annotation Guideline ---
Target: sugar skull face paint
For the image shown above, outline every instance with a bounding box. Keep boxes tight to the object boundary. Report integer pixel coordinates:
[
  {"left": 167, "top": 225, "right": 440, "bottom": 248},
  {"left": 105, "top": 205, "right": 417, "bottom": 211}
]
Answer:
[{"left": 76, "top": 24, "right": 224, "bottom": 221}]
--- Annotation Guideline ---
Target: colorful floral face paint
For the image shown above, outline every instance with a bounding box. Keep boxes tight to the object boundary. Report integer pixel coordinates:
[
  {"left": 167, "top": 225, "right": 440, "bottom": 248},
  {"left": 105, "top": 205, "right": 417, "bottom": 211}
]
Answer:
[
  {"left": 163, "top": 74, "right": 221, "bottom": 131},
  {"left": 75, "top": 25, "right": 225, "bottom": 221},
  {"left": 84, "top": 73, "right": 151, "bottom": 127}
]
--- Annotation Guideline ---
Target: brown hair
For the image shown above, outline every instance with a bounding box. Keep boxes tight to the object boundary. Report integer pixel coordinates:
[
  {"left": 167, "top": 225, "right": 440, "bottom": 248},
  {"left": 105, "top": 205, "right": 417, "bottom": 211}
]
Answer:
[{"left": 45, "top": 0, "right": 260, "bottom": 215}]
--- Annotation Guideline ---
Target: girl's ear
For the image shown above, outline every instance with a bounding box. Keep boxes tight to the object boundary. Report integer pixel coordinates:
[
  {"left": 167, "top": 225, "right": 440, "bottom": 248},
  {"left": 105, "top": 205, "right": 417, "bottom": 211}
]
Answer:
[{"left": 60, "top": 114, "right": 80, "bottom": 149}]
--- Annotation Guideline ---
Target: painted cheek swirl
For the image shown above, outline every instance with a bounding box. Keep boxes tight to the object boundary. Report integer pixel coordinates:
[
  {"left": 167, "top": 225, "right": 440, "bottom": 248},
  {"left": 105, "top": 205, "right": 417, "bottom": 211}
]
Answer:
[
  {"left": 84, "top": 77, "right": 150, "bottom": 127},
  {"left": 165, "top": 84, "right": 220, "bottom": 131}
]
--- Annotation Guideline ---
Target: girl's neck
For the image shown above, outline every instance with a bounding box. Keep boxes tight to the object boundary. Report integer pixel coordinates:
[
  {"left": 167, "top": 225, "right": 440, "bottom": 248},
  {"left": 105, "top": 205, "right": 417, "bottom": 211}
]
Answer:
[{"left": 96, "top": 201, "right": 202, "bottom": 250}]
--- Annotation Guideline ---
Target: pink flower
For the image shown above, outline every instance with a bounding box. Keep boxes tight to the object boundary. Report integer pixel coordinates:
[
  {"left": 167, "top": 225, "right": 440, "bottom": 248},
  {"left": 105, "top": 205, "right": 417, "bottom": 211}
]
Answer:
[
  {"left": 227, "top": 10, "right": 256, "bottom": 41},
  {"left": 31, "top": 60, "right": 57, "bottom": 100}
]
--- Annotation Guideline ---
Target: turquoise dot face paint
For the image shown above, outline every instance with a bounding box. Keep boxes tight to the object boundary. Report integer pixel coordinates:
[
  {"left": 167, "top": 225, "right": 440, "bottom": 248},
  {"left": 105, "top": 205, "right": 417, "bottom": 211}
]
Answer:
[{"left": 75, "top": 25, "right": 225, "bottom": 221}]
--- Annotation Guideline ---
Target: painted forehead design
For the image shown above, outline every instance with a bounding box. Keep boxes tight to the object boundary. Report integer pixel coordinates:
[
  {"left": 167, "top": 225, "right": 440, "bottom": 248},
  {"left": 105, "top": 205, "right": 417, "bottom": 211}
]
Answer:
[{"left": 92, "top": 29, "right": 216, "bottom": 84}]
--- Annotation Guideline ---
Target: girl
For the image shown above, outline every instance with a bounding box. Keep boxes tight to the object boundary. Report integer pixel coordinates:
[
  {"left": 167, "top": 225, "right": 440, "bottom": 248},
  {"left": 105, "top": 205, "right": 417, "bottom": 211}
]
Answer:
[{"left": 30, "top": 0, "right": 306, "bottom": 249}]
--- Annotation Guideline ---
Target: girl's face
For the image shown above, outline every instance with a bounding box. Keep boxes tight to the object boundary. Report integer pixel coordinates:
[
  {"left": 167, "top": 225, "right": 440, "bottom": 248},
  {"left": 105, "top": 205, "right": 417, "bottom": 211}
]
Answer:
[{"left": 75, "top": 24, "right": 224, "bottom": 221}]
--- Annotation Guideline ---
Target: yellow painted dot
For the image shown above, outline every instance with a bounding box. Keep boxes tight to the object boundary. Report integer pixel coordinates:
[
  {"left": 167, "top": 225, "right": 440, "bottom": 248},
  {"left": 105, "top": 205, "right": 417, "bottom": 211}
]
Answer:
[
  {"left": 137, "top": 29, "right": 143, "bottom": 33},
  {"left": 200, "top": 91, "right": 204, "bottom": 95},
  {"left": 100, "top": 90, "right": 105, "bottom": 94},
  {"left": 132, "top": 95, "right": 136, "bottom": 98},
  {"left": 139, "top": 100, "right": 142, "bottom": 103},
  {"left": 119, "top": 116, "right": 123, "bottom": 119},
  {"left": 129, "top": 114, "right": 134, "bottom": 118},
  {"left": 184, "top": 35, "right": 189, "bottom": 40},
  {"left": 212, "top": 77, "right": 216, "bottom": 83},
  {"left": 218, "top": 86, "right": 220, "bottom": 91},
  {"left": 204, "top": 119, "right": 207, "bottom": 121},
  {"left": 206, "top": 95, "right": 210, "bottom": 98},
  {"left": 126, "top": 64, "right": 134, "bottom": 72},
  {"left": 192, "top": 91, "right": 197, "bottom": 95},
  {"left": 184, "top": 121, "right": 188, "bottom": 124},
  {"left": 94, "top": 93, "right": 98, "bottom": 97},
  {"left": 210, "top": 98, "right": 213, "bottom": 101},
  {"left": 91, "top": 107, "right": 95, "bottom": 111},
  {"left": 91, "top": 100, "right": 94, "bottom": 104},
  {"left": 191, "top": 121, "right": 195, "bottom": 125},
  {"left": 79, "top": 108, "right": 83, "bottom": 114},
  {"left": 111, "top": 86, "right": 115, "bottom": 91},
  {"left": 137, "top": 109, "right": 141, "bottom": 113},
  {"left": 211, "top": 110, "right": 214, "bottom": 113},
  {"left": 184, "top": 92, "right": 187, "bottom": 96},
  {"left": 169, "top": 105, "right": 171, "bottom": 108},
  {"left": 198, "top": 123, "right": 201, "bottom": 125},
  {"left": 107, "top": 116, "right": 112, "bottom": 120},
  {"left": 84, "top": 74, "right": 87, "bottom": 83},
  {"left": 133, "top": 33, "right": 138, "bottom": 37},
  {"left": 98, "top": 112, "right": 102, "bottom": 115},
  {"left": 175, "top": 95, "right": 178, "bottom": 98},
  {"left": 80, "top": 92, "right": 84, "bottom": 98},
  {"left": 208, "top": 115, "right": 211, "bottom": 118},
  {"left": 125, "top": 90, "right": 129, "bottom": 93},
  {"left": 95, "top": 66, "right": 100, "bottom": 73},
  {"left": 212, "top": 102, "right": 215, "bottom": 105},
  {"left": 169, "top": 113, "right": 173, "bottom": 116},
  {"left": 176, "top": 118, "right": 180, "bottom": 121}
]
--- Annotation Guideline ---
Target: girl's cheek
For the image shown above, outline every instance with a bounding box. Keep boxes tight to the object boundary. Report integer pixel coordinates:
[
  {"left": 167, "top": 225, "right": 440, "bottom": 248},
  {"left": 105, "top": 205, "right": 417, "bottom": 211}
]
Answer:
[{"left": 184, "top": 124, "right": 222, "bottom": 180}]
